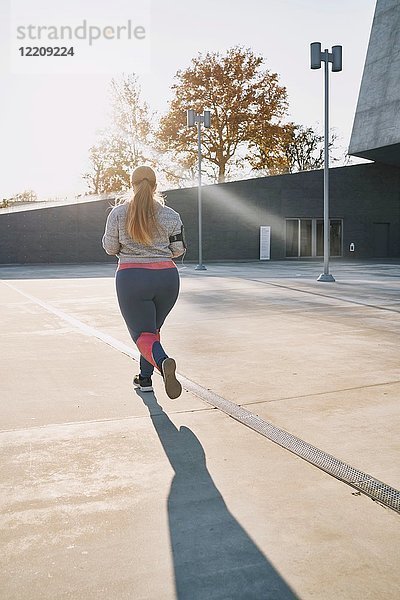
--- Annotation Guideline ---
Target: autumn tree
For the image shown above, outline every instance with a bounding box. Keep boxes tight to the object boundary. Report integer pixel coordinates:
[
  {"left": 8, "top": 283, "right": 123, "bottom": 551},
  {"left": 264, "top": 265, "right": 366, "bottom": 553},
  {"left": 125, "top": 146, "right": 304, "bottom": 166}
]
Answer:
[
  {"left": 14, "top": 190, "right": 38, "bottom": 202},
  {"left": 83, "top": 134, "right": 133, "bottom": 194},
  {"left": 287, "top": 125, "right": 340, "bottom": 172},
  {"left": 83, "top": 75, "right": 154, "bottom": 194},
  {"left": 249, "top": 122, "right": 340, "bottom": 175},
  {"left": 110, "top": 75, "right": 153, "bottom": 168},
  {"left": 1, "top": 189, "right": 38, "bottom": 208},
  {"left": 83, "top": 141, "right": 107, "bottom": 195},
  {"left": 157, "top": 46, "right": 289, "bottom": 183}
]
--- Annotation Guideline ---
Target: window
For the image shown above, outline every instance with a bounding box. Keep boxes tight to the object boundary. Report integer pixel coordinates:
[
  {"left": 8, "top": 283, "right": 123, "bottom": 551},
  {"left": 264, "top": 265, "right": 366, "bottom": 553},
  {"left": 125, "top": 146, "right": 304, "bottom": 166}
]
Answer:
[
  {"left": 317, "top": 219, "right": 343, "bottom": 257},
  {"left": 286, "top": 220, "right": 299, "bottom": 257},
  {"left": 286, "top": 218, "right": 343, "bottom": 258},
  {"left": 300, "top": 219, "right": 312, "bottom": 257}
]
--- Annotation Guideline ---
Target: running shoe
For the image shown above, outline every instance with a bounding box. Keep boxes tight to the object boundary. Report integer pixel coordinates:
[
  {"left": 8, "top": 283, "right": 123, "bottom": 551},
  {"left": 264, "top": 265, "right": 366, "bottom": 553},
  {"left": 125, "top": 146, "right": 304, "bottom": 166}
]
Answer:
[
  {"left": 161, "top": 358, "right": 182, "bottom": 399},
  {"left": 133, "top": 375, "right": 153, "bottom": 392}
]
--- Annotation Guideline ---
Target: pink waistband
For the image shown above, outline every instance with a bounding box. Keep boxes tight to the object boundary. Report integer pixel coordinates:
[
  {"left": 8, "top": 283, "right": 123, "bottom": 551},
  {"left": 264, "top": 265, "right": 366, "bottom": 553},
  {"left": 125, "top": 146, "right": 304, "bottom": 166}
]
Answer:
[{"left": 117, "top": 261, "right": 176, "bottom": 271}]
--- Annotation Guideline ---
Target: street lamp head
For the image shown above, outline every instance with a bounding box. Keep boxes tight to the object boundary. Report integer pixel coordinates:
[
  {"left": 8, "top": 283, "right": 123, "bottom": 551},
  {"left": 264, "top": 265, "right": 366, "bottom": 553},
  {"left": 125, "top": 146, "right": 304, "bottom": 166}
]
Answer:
[
  {"left": 187, "top": 109, "right": 196, "bottom": 127},
  {"left": 203, "top": 110, "right": 211, "bottom": 128},
  {"left": 310, "top": 42, "right": 342, "bottom": 72},
  {"left": 310, "top": 42, "right": 322, "bottom": 69},
  {"left": 187, "top": 109, "right": 212, "bottom": 128},
  {"left": 332, "top": 45, "right": 343, "bottom": 72}
]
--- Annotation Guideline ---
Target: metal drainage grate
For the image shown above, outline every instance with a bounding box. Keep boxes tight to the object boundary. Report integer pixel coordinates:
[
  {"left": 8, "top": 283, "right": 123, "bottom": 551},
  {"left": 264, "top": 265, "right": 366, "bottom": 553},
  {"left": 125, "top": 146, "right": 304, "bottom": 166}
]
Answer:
[{"left": 179, "top": 376, "right": 400, "bottom": 514}]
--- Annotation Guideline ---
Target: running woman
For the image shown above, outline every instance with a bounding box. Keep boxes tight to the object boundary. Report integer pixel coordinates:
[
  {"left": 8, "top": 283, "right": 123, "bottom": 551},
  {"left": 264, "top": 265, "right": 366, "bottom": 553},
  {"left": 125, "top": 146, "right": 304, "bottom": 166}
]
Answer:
[{"left": 102, "top": 166, "right": 186, "bottom": 399}]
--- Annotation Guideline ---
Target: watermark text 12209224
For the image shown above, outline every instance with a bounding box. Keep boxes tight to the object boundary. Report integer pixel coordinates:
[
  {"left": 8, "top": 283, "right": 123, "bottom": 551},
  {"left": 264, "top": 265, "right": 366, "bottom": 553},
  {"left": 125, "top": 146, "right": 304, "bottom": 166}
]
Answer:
[{"left": 18, "top": 47, "right": 75, "bottom": 57}]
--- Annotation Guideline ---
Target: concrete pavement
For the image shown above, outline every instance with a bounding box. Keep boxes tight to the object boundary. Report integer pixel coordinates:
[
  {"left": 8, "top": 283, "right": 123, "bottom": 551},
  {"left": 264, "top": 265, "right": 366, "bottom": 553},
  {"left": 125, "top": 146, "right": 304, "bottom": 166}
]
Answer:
[{"left": 0, "top": 260, "right": 399, "bottom": 599}]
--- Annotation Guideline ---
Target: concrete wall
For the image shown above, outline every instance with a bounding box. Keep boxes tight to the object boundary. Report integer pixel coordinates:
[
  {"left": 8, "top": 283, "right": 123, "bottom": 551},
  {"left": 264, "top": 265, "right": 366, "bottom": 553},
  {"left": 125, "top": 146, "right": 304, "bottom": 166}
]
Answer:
[
  {"left": 349, "top": 0, "right": 400, "bottom": 165},
  {"left": 0, "top": 200, "right": 113, "bottom": 264},
  {"left": 169, "top": 163, "right": 400, "bottom": 260},
  {"left": 0, "top": 162, "right": 399, "bottom": 264}
]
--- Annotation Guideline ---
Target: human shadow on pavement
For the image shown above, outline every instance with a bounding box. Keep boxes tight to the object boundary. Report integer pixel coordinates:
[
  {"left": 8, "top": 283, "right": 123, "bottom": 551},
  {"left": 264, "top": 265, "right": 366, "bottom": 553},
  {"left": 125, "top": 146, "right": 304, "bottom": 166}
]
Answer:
[{"left": 139, "top": 392, "right": 298, "bottom": 600}]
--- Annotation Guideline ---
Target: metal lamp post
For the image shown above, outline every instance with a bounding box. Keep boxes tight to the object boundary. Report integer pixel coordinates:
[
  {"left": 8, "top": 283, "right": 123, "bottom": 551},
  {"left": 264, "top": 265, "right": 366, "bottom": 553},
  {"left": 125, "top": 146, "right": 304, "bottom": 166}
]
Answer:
[
  {"left": 187, "top": 108, "right": 211, "bottom": 270},
  {"left": 311, "top": 42, "right": 342, "bottom": 282}
]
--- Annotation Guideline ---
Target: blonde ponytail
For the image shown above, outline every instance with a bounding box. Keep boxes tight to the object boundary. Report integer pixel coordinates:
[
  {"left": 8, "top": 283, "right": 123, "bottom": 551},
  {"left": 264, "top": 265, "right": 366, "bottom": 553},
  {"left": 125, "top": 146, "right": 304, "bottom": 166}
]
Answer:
[{"left": 124, "top": 166, "right": 165, "bottom": 245}]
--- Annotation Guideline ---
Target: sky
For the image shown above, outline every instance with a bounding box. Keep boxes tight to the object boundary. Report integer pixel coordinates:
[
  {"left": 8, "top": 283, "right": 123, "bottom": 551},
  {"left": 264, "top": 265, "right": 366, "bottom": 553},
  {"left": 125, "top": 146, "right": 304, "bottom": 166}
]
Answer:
[{"left": 0, "top": 0, "right": 376, "bottom": 199}]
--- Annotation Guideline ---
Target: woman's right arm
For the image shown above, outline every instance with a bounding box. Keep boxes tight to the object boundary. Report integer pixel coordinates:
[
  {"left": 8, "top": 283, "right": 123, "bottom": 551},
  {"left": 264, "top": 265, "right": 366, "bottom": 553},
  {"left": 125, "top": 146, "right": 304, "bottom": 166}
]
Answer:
[{"left": 102, "top": 208, "right": 121, "bottom": 255}]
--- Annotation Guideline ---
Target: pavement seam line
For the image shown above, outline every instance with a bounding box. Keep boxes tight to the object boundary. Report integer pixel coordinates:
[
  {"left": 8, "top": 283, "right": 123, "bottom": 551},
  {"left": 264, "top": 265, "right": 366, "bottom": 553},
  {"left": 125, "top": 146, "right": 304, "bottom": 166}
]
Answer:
[
  {"left": 240, "top": 379, "right": 400, "bottom": 406},
  {"left": 245, "top": 278, "right": 400, "bottom": 314},
  {"left": 4, "top": 280, "right": 400, "bottom": 514},
  {"left": 2, "top": 280, "right": 143, "bottom": 360},
  {"left": 0, "top": 406, "right": 216, "bottom": 436}
]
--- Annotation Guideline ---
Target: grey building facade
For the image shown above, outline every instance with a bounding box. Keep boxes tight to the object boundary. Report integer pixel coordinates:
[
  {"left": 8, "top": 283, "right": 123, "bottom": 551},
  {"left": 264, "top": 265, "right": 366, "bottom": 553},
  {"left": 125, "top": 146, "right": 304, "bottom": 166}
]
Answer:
[
  {"left": 0, "top": 162, "right": 398, "bottom": 264},
  {"left": 349, "top": 0, "right": 400, "bottom": 165}
]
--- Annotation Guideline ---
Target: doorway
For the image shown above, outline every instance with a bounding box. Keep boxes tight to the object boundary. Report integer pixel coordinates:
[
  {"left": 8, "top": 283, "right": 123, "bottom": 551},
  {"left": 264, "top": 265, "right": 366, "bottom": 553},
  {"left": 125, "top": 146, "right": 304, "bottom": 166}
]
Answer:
[{"left": 373, "top": 223, "right": 390, "bottom": 257}]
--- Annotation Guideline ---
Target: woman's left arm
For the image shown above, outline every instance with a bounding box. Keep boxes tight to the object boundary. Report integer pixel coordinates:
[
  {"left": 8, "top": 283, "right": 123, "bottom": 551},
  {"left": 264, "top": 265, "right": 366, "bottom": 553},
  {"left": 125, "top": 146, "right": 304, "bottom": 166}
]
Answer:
[
  {"left": 168, "top": 214, "right": 186, "bottom": 258},
  {"left": 102, "top": 208, "right": 121, "bottom": 255}
]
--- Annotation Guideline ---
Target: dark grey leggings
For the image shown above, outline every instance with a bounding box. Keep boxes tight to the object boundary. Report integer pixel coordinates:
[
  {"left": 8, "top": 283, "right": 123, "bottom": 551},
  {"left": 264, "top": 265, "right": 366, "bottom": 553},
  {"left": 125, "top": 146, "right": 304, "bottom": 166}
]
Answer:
[{"left": 115, "top": 266, "right": 180, "bottom": 377}]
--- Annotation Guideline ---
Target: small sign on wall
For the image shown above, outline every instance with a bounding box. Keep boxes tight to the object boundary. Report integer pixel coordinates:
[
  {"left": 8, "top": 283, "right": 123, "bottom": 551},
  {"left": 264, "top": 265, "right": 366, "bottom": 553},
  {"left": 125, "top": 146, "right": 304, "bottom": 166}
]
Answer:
[{"left": 260, "top": 226, "right": 271, "bottom": 260}]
